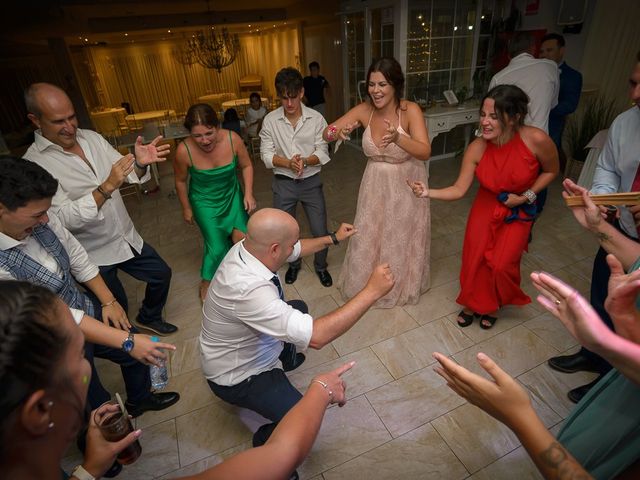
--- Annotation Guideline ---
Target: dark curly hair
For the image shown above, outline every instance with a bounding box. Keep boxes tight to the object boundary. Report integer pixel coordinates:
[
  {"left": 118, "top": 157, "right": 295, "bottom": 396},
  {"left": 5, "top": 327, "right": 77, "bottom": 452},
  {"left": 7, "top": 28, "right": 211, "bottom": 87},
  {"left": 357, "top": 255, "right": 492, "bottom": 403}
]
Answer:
[
  {"left": 366, "top": 57, "right": 405, "bottom": 108},
  {"left": 0, "top": 156, "right": 58, "bottom": 211},
  {"left": 482, "top": 84, "right": 529, "bottom": 130},
  {"left": 184, "top": 103, "right": 219, "bottom": 131},
  {"left": 0, "top": 281, "right": 69, "bottom": 454}
]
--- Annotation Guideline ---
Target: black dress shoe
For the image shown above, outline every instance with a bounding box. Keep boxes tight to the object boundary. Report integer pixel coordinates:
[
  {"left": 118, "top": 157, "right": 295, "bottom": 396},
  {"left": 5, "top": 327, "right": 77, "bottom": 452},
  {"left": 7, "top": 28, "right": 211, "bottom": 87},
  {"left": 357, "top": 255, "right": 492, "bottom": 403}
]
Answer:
[
  {"left": 285, "top": 266, "right": 300, "bottom": 284},
  {"left": 316, "top": 270, "right": 333, "bottom": 287},
  {"left": 125, "top": 391, "right": 180, "bottom": 418},
  {"left": 547, "top": 352, "right": 600, "bottom": 374},
  {"left": 568, "top": 375, "right": 603, "bottom": 404},
  {"left": 279, "top": 342, "right": 306, "bottom": 372},
  {"left": 134, "top": 315, "right": 178, "bottom": 336}
]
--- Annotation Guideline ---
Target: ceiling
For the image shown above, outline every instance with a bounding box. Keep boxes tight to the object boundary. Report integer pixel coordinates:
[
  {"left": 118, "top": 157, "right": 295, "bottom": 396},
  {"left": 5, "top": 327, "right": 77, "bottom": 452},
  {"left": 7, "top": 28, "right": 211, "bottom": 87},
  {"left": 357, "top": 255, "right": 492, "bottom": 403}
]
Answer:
[{"left": 1, "top": 0, "right": 338, "bottom": 51}]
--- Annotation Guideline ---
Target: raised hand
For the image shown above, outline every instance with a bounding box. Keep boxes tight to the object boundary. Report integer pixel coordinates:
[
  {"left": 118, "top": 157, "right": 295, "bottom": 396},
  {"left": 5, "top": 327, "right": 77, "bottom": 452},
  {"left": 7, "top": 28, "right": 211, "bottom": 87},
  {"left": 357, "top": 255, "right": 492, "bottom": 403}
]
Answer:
[
  {"left": 561, "top": 178, "right": 606, "bottom": 230},
  {"left": 406, "top": 179, "right": 429, "bottom": 198},
  {"left": 379, "top": 119, "right": 400, "bottom": 148},
  {"left": 130, "top": 334, "right": 176, "bottom": 366},
  {"left": 531, "top": 270, "right": 613, "bottom": 351},
  {"left": 311, "top": 361, "right": 356, "bottom": 407},
  {"left": 433, "top": 352, "right": 534, "bottom": 431},
  {"left": 134, "top": 135, "right": 171, "bottom": 166},
  {"left": 335, "top": 223, "right": 357, "bottom": 242},
  {"left": 339, "top": 121, "right": 360, "bottom": 141},
  {"left": 365, "top": 263, "right": 395, "bottom": 298},
  {"left": 105, "top": 154, "right": 135, "bottom": 191},
  {"left": 604, "top": 254, "right": 640, "bottom": 343}
]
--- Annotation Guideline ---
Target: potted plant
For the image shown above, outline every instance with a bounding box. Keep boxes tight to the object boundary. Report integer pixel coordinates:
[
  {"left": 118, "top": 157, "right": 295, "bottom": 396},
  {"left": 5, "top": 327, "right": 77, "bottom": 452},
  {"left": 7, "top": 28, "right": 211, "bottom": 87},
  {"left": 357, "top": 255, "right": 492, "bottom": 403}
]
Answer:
[{"left": 563, "top": 94, "right": 617, "bottom": 180}]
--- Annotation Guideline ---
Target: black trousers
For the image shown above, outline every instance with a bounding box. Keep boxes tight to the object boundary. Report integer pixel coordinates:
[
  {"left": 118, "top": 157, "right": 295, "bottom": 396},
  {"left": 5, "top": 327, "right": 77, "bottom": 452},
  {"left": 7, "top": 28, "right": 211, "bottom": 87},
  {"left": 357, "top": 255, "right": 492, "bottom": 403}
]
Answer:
[
  {"left": 272, "top": 173, "right": 329, "bottom": 272},
  {"left": 99, "top": 242, "right": 172, "bottom": 324},
  {"left": 207, "top": 300, "right": 308, "bottom": 447}
]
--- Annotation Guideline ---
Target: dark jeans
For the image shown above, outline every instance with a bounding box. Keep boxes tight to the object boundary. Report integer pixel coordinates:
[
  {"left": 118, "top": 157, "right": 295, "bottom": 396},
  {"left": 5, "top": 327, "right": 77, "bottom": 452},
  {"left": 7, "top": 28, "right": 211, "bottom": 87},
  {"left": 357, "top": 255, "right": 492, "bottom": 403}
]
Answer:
[
  {"left": 207, "top": 300, "right": 308, "bottom": 447},
  {"left": 81, "top": 297, "right": 150, "bottom": 409},
  {"left": 99, "top": 242, "right": 171, "bottom": 324},
  {"left": 272, "top": 173, "right": 329, "bottom": 272},
  {"left": 580, "top": 222, "right": 638, "bottom": 372}
]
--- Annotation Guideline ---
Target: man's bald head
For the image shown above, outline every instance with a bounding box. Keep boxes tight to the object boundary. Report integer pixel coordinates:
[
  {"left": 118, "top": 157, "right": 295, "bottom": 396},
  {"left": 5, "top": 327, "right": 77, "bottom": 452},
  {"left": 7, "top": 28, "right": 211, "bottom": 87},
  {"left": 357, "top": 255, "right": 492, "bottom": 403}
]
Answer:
[
  {"left": 246, "top": 208, "right": 299, "bottom": 250},
  {"left": 24, "top": 83, "right": 69, "bottom": 118}
]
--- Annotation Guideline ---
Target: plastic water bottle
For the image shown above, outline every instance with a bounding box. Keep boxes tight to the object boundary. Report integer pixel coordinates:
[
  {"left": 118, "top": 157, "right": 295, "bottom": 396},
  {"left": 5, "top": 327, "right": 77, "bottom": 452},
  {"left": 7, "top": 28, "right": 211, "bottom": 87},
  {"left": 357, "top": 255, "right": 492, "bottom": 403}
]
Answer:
[{"left": 149, "top": 336, "right": 168, "bottom": 390}]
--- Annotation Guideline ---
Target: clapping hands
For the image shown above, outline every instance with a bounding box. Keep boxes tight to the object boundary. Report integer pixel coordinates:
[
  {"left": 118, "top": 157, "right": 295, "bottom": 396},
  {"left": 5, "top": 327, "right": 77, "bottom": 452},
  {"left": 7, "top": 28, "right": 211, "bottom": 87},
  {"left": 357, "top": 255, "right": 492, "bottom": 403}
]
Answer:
[
  {"left": 379, "top": 119, "right": 400, "bottom": 148},
  {"left": 134, "top": 135, "right": 171, "bottom": 166}
]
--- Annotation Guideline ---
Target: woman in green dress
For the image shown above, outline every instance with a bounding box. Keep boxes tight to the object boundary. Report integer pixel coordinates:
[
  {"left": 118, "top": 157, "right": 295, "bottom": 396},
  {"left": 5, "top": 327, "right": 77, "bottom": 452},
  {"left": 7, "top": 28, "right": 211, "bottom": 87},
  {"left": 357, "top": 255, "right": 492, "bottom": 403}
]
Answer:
[{"left": 174, "top": 103, "right": 256, "bottom": 301}]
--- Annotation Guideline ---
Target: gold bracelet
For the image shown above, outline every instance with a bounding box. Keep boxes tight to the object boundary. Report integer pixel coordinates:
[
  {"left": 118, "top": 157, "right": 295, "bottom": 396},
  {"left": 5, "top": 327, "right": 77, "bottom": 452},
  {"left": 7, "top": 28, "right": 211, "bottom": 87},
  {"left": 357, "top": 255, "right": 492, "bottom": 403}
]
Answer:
[
  {"left": 311, "top": 379, "right": 333, "bottom": 402},
  {"left": 101, "top": 299, "right": 117, "bottom": 307}
]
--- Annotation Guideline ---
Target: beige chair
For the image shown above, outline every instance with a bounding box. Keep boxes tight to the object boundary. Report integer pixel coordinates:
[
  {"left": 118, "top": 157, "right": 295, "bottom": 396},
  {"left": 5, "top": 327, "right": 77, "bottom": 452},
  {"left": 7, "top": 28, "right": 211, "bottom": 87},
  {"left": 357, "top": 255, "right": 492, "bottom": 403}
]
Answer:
[
  {"left": 91, "top": 112, "right": 122, "bottom": 137},
  {"left": 249, "top": 136, "right": 261, "bottom": 162}
]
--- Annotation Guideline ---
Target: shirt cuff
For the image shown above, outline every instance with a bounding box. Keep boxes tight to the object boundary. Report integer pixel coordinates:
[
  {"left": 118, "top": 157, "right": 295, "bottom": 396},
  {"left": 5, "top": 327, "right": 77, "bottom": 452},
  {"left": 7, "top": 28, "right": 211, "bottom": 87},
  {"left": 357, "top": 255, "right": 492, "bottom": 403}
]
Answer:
[
  {"left": 126, "top": 166, "right": 151, "bottom": 184},
  {"left": 74, "top": 265, "right": 100, "bottom": 284},
  {"left": 285, "top": 241, "right": 302, "bottom": 263},
  {"left": 70, "top": 307, "right": 85, "bottom": 325},
  {"left": 284, "top": 309, "right": 314, "bottom": 351},
  {"left": 313, "top": 148, "right": 331, "bottom": 166}
]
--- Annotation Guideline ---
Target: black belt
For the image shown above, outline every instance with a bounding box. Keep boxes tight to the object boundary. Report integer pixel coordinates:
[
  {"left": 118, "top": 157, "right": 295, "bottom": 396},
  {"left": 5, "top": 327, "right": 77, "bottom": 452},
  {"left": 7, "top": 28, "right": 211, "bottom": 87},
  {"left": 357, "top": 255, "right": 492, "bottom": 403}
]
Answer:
[{"left": 274, "top": 173, "right": 317, "bottom": 182}]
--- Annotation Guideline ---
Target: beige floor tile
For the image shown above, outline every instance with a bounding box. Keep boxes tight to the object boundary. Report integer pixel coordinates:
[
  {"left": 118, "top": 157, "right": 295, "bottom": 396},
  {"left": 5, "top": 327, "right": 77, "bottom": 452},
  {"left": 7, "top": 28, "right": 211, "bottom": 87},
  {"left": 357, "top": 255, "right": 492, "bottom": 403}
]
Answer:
[
  {"left": 157, "top": 441, "right": 252, "bottom": 479},
  {"left": 331, "top": 305, "right": 419, "bottom": 356},
  {"left": 469, "top": 446, "right": 543, "bottom": 480},
  {"left": 366, "top": 367, "right": 466, "bottom": 437},
  {"left": 136, "top": 369, "right": 217, "bottom": 429},
  {"left": 430, "top": 254, "right": 462, "bottom": 288},
  {"left": 288, "top": 347, "right": 394, "bottom": 400},
  {"left": 452, "top": 325, "right": 559, "bottom": 379},
  {"left": 371, "top": 318, "right": 474, "bottom": 379},
  {"left": 113, "top": 420, "right": 180, "bottom": 479},
  {"left": 297, "top": 396, "right": 392, "bottom": 478},
  {"left": 518, "top": 362, "right": 599, "bottom": 418},
  {"left": 524, "top": 312, "right": 579, "bottom": 353},
  {"left": 169, "top": 336, "right": 201, "bottom": 376},
  {"left": 322, "top": 422, "right": 468, "bottom": 480},
  {"left": 402, "top": 280, "right": 462, "bottom": 325},
  {"left": 175, "top": 403, "right": 252, "bottom": 465}
]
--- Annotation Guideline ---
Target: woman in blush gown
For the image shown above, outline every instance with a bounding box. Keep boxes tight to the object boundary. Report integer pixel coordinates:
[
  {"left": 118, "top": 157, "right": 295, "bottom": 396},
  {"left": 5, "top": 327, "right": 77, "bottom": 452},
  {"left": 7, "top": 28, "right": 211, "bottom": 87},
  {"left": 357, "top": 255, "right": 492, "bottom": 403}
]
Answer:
[{"left": 324, "top": 57, "right": 431, "bottom": 308}]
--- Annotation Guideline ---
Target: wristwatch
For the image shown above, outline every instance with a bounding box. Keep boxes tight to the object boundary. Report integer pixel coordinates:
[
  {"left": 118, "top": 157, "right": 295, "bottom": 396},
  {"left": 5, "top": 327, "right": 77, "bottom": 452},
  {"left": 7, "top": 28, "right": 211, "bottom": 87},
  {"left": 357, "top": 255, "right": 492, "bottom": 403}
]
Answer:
[
  {"left": 329, "top": 231, "right": 339, "bottom": 245},
  {"left": 121, "top": 332, "right": 135, "bottom": 353},
  {"left": 302, "top": 158, "right": 309, "bottom": 168},
  {"left": 71, "top": 465, "right": 96, "bottom": 480}
]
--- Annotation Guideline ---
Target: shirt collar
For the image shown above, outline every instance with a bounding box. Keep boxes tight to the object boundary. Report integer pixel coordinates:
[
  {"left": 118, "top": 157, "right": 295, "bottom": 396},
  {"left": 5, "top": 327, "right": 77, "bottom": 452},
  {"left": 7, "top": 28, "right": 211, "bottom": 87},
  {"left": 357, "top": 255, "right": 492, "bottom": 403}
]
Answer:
[
  {"left": 32, "top": 128, "right": 87, "bottom": 153},
  {"left": 277, "top": 103, "right": 314, "bottom": 124},
  {"left": 237, "top": 240, "right": 277, "bottom": 281},
  {"left": 0, "top": 230, "right": 25, "bottom": 251}
]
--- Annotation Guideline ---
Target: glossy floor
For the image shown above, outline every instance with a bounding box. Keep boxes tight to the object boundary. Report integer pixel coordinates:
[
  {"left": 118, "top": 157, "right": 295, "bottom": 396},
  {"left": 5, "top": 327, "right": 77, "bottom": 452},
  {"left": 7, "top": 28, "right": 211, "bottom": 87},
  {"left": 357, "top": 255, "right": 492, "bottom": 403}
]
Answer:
[{"left": 63, "top": 144, "right": 598, "bottom": 479}]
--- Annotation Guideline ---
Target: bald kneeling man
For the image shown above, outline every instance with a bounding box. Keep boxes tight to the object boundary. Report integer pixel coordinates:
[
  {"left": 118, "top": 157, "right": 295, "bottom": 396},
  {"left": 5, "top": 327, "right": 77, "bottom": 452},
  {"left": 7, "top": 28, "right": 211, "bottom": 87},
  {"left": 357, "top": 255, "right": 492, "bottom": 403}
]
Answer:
[{"left": 200, "top": 209, "right": 394, "bottom": 451}]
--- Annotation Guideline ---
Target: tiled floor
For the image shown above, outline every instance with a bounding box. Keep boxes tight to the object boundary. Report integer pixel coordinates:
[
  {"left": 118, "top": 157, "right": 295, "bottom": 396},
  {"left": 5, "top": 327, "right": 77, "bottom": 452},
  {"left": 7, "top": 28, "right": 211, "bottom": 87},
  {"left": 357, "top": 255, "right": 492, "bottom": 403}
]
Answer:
[{"left": 63, "top": 142, "right": 600, "bottom": 479}]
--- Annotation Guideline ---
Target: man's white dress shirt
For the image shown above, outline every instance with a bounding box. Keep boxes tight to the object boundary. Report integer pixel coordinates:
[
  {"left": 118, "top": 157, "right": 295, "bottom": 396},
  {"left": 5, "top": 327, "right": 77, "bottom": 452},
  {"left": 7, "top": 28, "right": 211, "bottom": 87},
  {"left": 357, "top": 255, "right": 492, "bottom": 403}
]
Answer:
[
  {"left": 591, "top": 107, "right": 640, "bottom": 238},
  {"left": 489, "top": 53, "right": 560, "bottom": 133},
  {"left": 260, "top": 104, "right": 330, "bottom": 179},
  {"left": 0, "top": 213, "right": 98, "bottom": 324},
  {"left": 200, "top": 240, "right": 313, "bottom": 386},
  {"left": 23, "top": 128, "right": 150, "bottom": 266}
]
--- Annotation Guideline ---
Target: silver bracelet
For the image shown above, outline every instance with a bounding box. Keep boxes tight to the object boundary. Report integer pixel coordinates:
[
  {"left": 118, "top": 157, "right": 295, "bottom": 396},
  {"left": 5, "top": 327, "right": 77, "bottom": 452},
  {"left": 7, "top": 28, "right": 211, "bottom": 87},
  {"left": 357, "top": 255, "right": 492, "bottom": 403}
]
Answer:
[
  {"left": 311, "top": 379, "right": 334, "bottom": 402},
  {"left": 521, "top": 189, "right": 537, "bottom": 204}
]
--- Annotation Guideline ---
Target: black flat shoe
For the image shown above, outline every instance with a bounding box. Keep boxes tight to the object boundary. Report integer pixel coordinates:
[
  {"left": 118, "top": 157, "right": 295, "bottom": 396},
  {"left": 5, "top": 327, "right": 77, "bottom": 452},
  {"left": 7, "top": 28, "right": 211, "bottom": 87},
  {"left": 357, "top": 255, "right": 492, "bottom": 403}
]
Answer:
[
  {"left": 134, "top": 316, "right": 178, "bottom": 336},
  {"left": 279, "top": 342, "right": 306, "bottom": 372},
  {"left": 567, "top": 375, "right": 603, "bottom": 404},
  {"left": 125, "top": 391, "right": 180, "bottom": 418},
  {"left": 548, "top": 352, "right": 600, "bottom": 374},
  {"left": 456, "top": 310, "right": 476, "bottom": 327},
  {"left": 103, "top": 460, "right": 123, "bottom": 478},
  {"left": 285, "top": 266, "right": 300, "bottom": 284},
  {"left": 316, "top": 270, "right": 333, "bottom": 287}
]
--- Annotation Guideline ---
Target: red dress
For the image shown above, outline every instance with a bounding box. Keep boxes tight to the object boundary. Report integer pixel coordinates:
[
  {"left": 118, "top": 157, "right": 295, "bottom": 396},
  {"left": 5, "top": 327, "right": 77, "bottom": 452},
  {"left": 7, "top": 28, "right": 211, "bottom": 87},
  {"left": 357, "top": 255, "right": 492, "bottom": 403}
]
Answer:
[{"left": 457, "top": 133, "right": 539, "bottom": 314}]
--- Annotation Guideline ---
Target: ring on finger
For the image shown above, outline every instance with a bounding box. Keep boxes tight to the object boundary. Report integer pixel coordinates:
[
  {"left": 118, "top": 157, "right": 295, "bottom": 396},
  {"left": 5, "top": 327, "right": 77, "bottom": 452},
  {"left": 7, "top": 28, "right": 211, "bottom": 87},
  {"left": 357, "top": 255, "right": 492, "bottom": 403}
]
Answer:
[{"left": 554, "top": 299, "right": 561, "bottom": 306}]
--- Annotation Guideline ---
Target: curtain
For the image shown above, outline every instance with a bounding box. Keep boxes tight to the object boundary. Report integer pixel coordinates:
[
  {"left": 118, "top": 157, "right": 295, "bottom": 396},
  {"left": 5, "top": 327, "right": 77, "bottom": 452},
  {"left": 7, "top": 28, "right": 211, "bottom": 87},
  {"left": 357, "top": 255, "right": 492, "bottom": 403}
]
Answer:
[
  {"left": 580, "top": 0, "right": 640, "bottom": 113},
  {"left": 75, "top": 26, "right": 301, "bottom": 117}
]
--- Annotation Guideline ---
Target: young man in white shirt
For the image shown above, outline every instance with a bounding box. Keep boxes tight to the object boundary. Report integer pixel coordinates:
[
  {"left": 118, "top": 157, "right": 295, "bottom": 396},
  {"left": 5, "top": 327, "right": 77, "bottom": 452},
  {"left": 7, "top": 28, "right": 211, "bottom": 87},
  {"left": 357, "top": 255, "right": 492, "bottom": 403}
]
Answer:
[
  {"left": 23, "top": 82, "right": 177, "bottom": 335},
  {"left": 260, "top": 68, "right": 333, "bottom": 287},
  {"left": 201, "top": 208, "right": 394, "bottom": 468}
]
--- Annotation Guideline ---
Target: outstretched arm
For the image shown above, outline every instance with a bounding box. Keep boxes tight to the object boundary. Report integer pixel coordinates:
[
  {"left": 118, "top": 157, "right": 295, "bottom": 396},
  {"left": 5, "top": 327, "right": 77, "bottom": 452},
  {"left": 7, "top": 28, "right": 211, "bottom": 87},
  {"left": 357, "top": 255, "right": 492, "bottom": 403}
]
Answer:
[
  {"left": 181, "top": 362, "right": 355, "bottom": 480},
  {"left": 433, "top": 352, "right": 593, "bottom": 480}
]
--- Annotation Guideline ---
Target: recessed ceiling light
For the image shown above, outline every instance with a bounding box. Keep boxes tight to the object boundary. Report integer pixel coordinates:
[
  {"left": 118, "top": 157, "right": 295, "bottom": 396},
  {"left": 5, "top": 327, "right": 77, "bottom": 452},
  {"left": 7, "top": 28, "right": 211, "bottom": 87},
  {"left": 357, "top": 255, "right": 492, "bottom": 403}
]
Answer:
[
  {"left": 167, "top": 29, "right": 171, "bottom": 33},
  {"left": 84, "top": 38, "right": 88, "bottom": 42},
  {"left": 248, "top": 24, "right": 251, "bottom": 27},
  {"left": 124, "top": 33, "right": 128, "bottom": 36}
]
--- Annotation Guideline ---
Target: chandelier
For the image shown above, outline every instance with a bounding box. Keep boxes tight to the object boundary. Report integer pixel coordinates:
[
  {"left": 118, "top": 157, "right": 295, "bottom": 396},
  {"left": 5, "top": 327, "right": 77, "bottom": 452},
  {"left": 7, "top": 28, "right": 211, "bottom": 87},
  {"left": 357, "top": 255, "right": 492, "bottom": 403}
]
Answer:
[{"left": 172, "top": 26, "right": 241, "bottom": 72}]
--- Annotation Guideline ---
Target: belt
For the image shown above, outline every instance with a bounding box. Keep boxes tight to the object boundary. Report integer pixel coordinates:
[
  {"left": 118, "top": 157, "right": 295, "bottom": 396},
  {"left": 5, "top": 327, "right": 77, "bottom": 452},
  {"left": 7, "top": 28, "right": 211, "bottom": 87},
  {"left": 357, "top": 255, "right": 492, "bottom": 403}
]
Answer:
[{"left": 274, "top": 173, "right": 317, "bottom": 182}]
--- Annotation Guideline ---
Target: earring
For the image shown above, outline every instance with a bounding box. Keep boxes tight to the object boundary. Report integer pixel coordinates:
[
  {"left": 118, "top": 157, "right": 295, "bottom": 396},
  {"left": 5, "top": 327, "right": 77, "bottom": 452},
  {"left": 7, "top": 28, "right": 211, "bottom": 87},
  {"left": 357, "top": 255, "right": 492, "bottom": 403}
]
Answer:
[
  {"left": 474, "top": 127, "right": 482, "bottom": 138},
  {"left": 48, "top": 421, "right": 55, "bottom": 429}
]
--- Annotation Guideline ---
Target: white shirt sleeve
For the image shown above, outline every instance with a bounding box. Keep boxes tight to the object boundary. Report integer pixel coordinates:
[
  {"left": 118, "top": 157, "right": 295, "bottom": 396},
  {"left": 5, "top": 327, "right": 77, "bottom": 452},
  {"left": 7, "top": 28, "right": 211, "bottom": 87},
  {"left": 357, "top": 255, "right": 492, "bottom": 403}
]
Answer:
[
  {"left": 70, "top": 307, "right": 85, "bottom": 325},
  {"left": 235, "top": 282, "right": 313, "bottom": 350},
  {"left": 591, "top": 123, "right": 621, "bottom": 195},
  {"left": 311, "top": 116, "right": 330, "bottom": 165},
  {"left": 285, "top": 241, "right": 302, "bottom": 263},
  {"left": 260, "top": 115, "right": 277, "bottom": 169},
  {"left": 47, "top": 213, "right": 100, "bottom": 283},
  {"left": 48, "top": 184, "right": 103, "bottom": 232}
]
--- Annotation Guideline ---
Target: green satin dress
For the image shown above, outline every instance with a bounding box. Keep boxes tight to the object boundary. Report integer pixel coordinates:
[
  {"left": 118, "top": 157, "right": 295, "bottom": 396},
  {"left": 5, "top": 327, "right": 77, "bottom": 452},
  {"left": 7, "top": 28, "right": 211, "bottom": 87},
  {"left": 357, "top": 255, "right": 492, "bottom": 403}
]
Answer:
[{"left": 185, "top": 131, "right": 248, "bottom": 280}]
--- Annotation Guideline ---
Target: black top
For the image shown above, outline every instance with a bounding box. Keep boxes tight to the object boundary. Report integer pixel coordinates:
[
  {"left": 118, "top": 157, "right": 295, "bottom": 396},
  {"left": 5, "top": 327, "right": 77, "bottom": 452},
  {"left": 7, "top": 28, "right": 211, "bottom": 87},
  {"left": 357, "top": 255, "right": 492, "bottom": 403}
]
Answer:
[{"left": 303, "top": 75, "right": 329, "bottom": 107}]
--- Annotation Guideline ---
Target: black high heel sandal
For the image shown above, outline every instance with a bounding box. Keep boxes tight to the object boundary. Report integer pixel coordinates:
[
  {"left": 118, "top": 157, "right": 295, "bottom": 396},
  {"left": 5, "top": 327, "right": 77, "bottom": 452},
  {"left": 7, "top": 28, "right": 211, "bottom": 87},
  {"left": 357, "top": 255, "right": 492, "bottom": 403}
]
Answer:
[
  {"left": 479, "top": 314, "right": 498, "bottom": 329},
  {"left": 457, "top": 310, "right": 477, "bottom": 327}
]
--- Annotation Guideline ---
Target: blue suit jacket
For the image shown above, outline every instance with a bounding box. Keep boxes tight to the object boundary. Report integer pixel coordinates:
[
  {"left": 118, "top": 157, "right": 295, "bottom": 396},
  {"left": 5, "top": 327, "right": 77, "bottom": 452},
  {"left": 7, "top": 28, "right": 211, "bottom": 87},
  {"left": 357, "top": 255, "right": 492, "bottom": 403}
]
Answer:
[{"left": 549, "top": 62, "right": 583, "bottom": 148}]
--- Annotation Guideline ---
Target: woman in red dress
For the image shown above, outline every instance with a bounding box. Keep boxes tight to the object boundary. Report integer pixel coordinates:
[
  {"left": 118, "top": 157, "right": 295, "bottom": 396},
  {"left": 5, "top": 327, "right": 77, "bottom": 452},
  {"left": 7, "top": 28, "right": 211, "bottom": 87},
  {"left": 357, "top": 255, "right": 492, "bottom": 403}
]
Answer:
[{"left": 409, "top": 85, "right": 559, "bottom": 328}]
